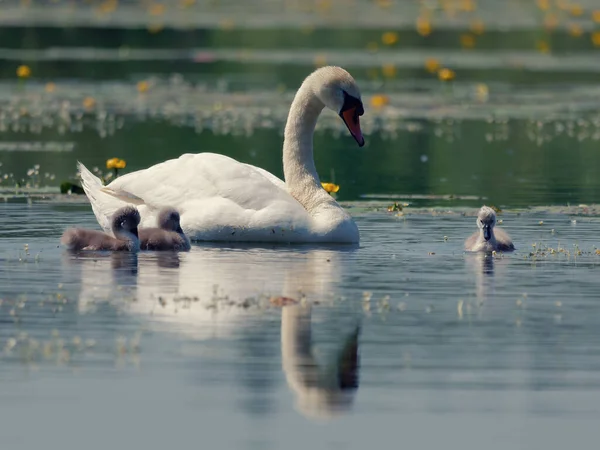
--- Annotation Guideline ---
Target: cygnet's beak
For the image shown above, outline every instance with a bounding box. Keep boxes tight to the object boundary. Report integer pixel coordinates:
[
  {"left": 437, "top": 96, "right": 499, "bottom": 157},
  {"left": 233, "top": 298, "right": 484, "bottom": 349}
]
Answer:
[
  {"left": 483, "top": 225, "right": 491, "bottom": 241},
  {"left": 131, "top": 228, "right": 139, "bottom": 239},
  {"left": 340, "top": 107, "right": 365, "bottom": 147}
]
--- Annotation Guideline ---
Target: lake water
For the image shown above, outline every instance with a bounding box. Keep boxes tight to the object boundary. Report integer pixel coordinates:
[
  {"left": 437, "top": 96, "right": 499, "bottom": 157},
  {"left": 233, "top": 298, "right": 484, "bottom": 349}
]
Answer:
[{"left": 2, "top": 1, "right": 600, "bottom": 448}]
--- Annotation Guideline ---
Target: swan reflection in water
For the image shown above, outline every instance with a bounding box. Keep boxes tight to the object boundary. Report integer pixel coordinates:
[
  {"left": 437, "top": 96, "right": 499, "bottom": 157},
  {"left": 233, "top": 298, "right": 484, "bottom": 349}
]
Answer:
[
  {"left": 63, "top": 244, "right": 361, "bottom": 419},
  {"left": 281, "top": 303, "right": 360, "bottom": 420}
]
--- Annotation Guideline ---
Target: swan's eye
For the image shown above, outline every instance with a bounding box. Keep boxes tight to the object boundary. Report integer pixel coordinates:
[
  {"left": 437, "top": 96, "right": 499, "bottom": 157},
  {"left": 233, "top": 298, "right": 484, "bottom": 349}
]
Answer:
[{"left": 340, "top": 91, "right": 363, "bottom": 115}]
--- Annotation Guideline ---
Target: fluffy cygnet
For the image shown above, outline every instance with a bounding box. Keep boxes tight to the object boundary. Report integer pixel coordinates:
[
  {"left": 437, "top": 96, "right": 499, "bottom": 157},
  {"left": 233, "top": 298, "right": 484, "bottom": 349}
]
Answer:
[
  {"left": 61, "top": 206, "right": 140, "bottom": 251},
  {"left": 139, "top": 207, "right": 191, "bottom": 251},
  {"left": 464, "top": 206, "right": 515, "bottom": 253}
]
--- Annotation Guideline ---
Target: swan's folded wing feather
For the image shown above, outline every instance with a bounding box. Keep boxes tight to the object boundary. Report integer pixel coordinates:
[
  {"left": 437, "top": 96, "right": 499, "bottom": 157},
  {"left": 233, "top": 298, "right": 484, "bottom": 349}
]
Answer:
[
  {"left": 494, "top": 227, "right": 515, "bottom": 251},
  {"left": 243, "top": 163, "right": 286, "bottom": 189},
  {"left": 99, "top": 186, "right": 145, "bottom": 205},
  {"left": 464, "top": 231, "right": 480, "bottom": 251},
  {"left": 105, "top": 153, "right": 309, "bottom": 232}
]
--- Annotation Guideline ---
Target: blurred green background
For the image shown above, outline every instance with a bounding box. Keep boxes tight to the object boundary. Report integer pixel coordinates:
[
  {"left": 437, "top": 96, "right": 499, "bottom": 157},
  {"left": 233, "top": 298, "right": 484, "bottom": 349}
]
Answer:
[{"left": 1, "top": 0, "right": 600, "bottom": 207}]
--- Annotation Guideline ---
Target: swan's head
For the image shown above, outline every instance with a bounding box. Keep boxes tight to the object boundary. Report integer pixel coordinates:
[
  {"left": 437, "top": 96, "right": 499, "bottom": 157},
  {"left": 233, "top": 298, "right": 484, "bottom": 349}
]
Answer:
[
  {"left": 112, "top": 206, "right": 141, "bottom": 241},
  {"left": 477, "top": 206, "right": 496, "bottom": 241},
  {"left": 158, "top": 207, "right": 183, "bottom": 233},
  {"left": 312, "top": 66, "right": 365, "bottom": 147}
]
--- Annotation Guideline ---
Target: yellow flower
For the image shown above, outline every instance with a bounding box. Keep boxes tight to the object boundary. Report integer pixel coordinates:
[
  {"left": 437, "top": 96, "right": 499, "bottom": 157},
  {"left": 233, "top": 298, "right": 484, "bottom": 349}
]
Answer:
[
  {"left": 593, "top": 10, "right": 600, "bottom": 23},
  {"left": 460, "top": 34, "right": 475, "bottom": 48},
  {"left": 437, "top": 68, "right": 456, "bottom": 81},
  {"left": 97, "top": 0, "right": 117, "bottom": 14},
  {"left": 45, "top": 82, "right": 56, "bottom": 93},
  {"left": 137, "top": 80, "right": 150, "bottom": 93},
  {"left": 569, "top": 4, "right": 583, "bottom": 16},
  {"left": 82, "top": 97, "right": 96, "bottom": 110},
  {"left": 387, "top": 202, "right": 403, "bottom": 212},
  {"left": 313, "top": 54, "right": 327, "bottom": 67},
  {"left": 321, "top": 182, "right": 340, "bottom": 193},
  {"left": 106, "top": 158, "right": 127, "bottom": 170},
  {"left": 218, "top": 18, "right": 235, "bottom": 30},
  {"left": 536, "top": 0, "right": 550, "bottom": 10},
  {"left": 367, "top": 68, "right": 380, "bottom": 80},
  {"left": 381, "top": 64, "right": 397, "bottom": 78},
  {"left": 475, "top": 83, "right": 489, "bottom": 102},
  {"left": 375, "top": 0, "right": 393, "bottom": 8},
  {"left": 381, "top": 31, "right": 399, "bottom": 45},
  {"left": 544, "top": 14, "right": 558, "bottom": 31},
  {"left": 416, "top": 17, "right": 432, "bottom": 36},
  {"left": 17, "top": 65, "right": 31, "bottom": 79},
  {"left": 424, "top": 58, "right": 441, "bottom": 73},
  {"left": 536, "top": 40, "right": 550, "bottom": 54},
  {"left": 366, "top": 41, "right": 379, "bottom": 52},
  {"left": 370, "top": 94, "right": 390, "bottom": 107},
  {"left": 179, "top": 0, "right": 195, "bottom": 7},
  {"left": 147, "top": 23, "right": 164, "bottom": 34},
  {"left": 460, "top": 0, "right": 475, "bottom": 12},
  {"left": 470, "top": 19, "right": 485, "bottom": 35},
  {"left": 316, "top": 0, "right": 332, "bottom": 13},
  {"left": 148, "top": 3, "right": 165, "bottom": 16},
  {"left": 592, "top": 31, "right": 600, "bottom": 46},
  {"left": 568, "top": 23, "right": 583, "bottom": 37}
]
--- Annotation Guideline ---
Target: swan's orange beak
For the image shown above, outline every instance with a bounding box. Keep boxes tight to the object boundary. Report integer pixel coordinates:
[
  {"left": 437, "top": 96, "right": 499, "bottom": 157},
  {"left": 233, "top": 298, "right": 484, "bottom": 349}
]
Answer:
[{"left": 341, "top": 107, "right": 365, "bottom": 147}]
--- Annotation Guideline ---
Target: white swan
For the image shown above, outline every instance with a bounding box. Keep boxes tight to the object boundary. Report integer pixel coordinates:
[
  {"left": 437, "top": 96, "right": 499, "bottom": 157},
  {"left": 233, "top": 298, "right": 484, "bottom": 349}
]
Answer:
[{"left": 78, "top": 66, "right": 365, "bottom": 243}]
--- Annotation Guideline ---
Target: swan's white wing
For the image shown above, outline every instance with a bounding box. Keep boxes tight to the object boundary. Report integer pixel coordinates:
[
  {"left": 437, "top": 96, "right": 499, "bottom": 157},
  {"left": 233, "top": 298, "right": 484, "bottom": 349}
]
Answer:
[{"left": 102, "top": 153, "right": 313, "bottom": 240}]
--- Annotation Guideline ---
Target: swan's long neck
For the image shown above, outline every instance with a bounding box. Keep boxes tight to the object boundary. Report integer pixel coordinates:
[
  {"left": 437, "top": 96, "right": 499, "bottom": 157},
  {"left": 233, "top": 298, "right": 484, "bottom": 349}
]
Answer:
[{"left": 283, "top": 83, "right": 331, "bottom": 213}]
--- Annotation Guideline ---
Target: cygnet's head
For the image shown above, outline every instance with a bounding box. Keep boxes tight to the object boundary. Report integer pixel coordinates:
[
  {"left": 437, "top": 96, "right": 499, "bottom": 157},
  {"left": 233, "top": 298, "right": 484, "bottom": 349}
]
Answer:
[
  {"left": 158, "top": 207, "right": 182, "bottom": 233},
  {"left": 111, "top": 206, "right": 141, "bottom": 240},
  {"left": 310, "top": 66, "right": 365, "bottom": 147},
  {"left": 477, "top": 206, "right": 497, "bottom": 241}
]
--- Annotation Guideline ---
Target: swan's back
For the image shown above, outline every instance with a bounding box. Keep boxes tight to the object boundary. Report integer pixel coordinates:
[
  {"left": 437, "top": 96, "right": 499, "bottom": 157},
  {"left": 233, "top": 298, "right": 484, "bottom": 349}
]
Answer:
[
  {"left": 493, "top": 227, "right": 515, "bottom": 251},
  {"left": 81, "top": 153, "right": 321, "bottom": 242}
]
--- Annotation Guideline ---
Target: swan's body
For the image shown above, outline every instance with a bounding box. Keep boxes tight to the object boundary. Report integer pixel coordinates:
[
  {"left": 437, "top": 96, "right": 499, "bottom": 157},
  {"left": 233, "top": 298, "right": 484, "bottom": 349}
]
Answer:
[
  {"left": 465, "top": 206, "right": 515, "bottom": 253},
  {"left": 78, "top": 66, "right": 365, "bottom": 244},
  {"left": 139, "top": 207, "right": 191, "bottom": 251},
  {"left": 61, "top": 206, "right": 140, "bottom": 252}
]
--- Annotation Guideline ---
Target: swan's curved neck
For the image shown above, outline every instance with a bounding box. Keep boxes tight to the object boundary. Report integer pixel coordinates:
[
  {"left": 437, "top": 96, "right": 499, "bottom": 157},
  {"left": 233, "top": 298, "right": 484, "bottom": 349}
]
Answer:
[{"left": 283, "top": 83, "right": 331, "bottom": 213}]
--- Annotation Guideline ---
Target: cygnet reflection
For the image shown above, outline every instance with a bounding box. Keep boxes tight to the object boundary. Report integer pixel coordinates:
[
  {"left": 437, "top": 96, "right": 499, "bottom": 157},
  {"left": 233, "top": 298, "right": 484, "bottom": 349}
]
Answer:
[
  {"left": 464, "top": 251, "right": 509, "bottom": 319},
  {"left": 281, "top": 304, "right": 360, "bottom": 420}
]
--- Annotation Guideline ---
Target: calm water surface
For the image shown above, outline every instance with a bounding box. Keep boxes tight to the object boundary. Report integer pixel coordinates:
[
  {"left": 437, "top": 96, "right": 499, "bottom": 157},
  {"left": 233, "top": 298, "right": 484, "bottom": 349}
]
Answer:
[{"left": 1, "top": 202, "right": 600, "bottom": 449}]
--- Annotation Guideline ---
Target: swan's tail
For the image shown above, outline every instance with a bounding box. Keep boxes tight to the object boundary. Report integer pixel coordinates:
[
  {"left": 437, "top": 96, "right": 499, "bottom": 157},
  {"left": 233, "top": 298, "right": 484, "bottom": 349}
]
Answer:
[{"left": 78, "top": 161, "right": 126, "bottom": 233}]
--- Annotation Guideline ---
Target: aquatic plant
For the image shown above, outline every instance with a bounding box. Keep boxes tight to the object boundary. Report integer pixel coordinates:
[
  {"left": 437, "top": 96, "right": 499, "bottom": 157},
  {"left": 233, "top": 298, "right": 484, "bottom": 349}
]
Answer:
[
  {"left": 106, "top": 157, "right": 127, "bottom": 178},
  {"left": 321, "top": 182, "right": 340, "bottom": 194}
]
